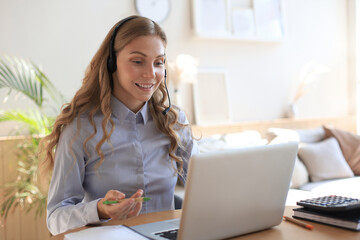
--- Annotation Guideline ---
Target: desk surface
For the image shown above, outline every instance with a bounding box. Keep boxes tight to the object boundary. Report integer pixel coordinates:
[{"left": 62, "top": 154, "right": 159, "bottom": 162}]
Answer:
[{"left": 52, "top": 206, "right": 360, "bottom": 240}]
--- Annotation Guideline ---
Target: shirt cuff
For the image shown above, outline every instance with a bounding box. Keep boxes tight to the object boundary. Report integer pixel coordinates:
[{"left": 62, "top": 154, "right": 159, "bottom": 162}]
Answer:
[{"left": 85, "top": 198, "right": 109, "bottom": 225}]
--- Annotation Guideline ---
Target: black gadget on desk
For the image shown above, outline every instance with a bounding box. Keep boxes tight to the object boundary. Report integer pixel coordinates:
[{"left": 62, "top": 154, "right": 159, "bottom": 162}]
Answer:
[{"left": 297, "top": 195, "right": 360, "bottom": 212}]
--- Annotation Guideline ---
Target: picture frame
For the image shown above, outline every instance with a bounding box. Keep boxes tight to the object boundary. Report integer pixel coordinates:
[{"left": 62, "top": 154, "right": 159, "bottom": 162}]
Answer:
[
  {"left": 192, "top": 0, "right": 229, "bottom": 37},
  {"left": 191, "top": 0, "right": 284, "bottom": 42},
  {"left": 253, "top": 0, "right": 284, "bottom": 38},
  {"left": 193, "top": 70, "right": 231, "bottom": 125},
  {"left": 231, "top": 8, "right": 256, "bottom": 37}
]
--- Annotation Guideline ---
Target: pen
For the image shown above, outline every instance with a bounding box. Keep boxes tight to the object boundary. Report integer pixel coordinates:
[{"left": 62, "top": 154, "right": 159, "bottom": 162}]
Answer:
[
  {"left": 283, "top": 216, "right": 313, "bottom": 230},
  {"left": 103, "top": 197, "right": 151, "bottom": 205}
]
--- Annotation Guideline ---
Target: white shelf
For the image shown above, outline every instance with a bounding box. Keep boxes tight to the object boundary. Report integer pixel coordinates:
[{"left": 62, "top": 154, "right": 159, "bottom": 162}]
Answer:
[
  {"left": 191, "top": 0, "right": 285, "bottom": 42},
  {"left": 192, "top": 32, "right": 284, "bottom": 43}
]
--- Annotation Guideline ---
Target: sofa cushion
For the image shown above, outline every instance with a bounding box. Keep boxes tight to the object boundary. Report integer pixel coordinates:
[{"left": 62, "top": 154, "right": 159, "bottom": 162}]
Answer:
[
  {"left": 267, "top": 127, "right": 325, "bottom": 143},
  {"left": 269, "top": 137, "right": 309, "bottom": 188},
  {"left": 197, "top": 134, "right": 228, "bottom": 153},
  {"left": 223, "top": 131, "right": 267, "bottom": 147},
  {"left": 299, "top": 176, "right": 360, "bottom": 199},
  {"left": 197, "top": 131, "right": 267, "bottom": 153},
  {"left": 298, "top": 137, "right": 354, "bottom": 182},
  {"left": 324, "top": 126, "right": 360, "bottom": 175},
  {"left": 291, "top": 156, "right": 310, "bottom": 188}
]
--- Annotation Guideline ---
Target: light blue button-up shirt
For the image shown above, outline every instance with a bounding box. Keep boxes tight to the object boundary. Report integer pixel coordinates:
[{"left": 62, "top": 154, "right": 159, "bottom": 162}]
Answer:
[{"left": 47, "top": 96, "right": 198, "bottom": 235}]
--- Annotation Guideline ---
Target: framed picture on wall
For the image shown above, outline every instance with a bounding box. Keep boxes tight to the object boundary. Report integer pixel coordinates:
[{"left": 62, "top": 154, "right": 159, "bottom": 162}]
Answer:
[
  {"left": 192, "top": 0, "right": 284, "bottom": 41},
  {"left": 193, "top": 70, "right": 231, "bottom": 125},
  {"left": 192, "top": 0, "right": 228, "bottom": 36},
  {"left": 232, "top": 8, "right": 256, "bottom": 37},
  {"left": 253, "top": 0, "right": 284, "bottom": 38}
]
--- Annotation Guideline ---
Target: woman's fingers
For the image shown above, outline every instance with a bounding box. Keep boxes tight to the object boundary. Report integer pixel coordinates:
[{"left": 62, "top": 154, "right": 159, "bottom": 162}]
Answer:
[
  {"left": 97, "top": 189, "right": 144, "bottom": 220},
  {"left": 127, "top": 201, "right": 142, "bottom": 218},
  {"left": 126, "top": 189, "right": 143, "bottom": 218},
  {"left": 130, "top": 189, "right": 144, "bottom": 198},
  {"left": 100, "top": 189, "right": 126, "bottom": 205},
  {"left": 108, "top": 198, "right": 136, "bottom": 219},
  {"left": 106, "top": 189, "right": 125, "bottom": 201},
  {"left": 97, "top": 190, "right": 126, "bottom": 219}
]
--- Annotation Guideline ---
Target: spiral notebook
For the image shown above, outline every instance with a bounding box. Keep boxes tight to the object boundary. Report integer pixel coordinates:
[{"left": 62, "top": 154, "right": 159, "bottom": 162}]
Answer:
[
  {"left": 64, "top": 225, "right": 151, "bottom": 240},
  {"left": 293, "top": 207, "right": 360, "bottom": 231}
]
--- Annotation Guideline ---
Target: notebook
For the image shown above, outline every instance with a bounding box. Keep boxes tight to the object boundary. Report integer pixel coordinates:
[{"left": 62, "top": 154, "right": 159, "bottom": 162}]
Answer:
[
  {"left": 293, "top": 207, "right": 360, "bottom": 231},
  {"left": 64, "top": 225, "right": 151, "bottom": 240},
  {"left": 131, "top": 142, "right": 298, "bottom": 240}
]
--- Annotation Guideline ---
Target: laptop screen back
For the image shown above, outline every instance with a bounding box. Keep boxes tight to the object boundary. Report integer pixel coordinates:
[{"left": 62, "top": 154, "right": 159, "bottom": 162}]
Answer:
[{"left": 178, "top": 142, "right": 298, "bottom": 240}]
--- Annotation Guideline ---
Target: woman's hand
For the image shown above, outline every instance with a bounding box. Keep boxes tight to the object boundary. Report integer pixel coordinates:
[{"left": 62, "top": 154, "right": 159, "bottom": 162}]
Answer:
[{"left": 97, "top": 189, "right": 144, "bottom": 220}]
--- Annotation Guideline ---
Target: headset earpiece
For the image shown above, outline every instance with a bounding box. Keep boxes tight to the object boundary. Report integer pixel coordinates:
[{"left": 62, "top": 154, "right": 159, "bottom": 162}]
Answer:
[
  {"left": 107, "top": 16, "right": 138, "bottom": 74},
  {"left": 107, "top": 55, "right": 117, "bottom": 73}
]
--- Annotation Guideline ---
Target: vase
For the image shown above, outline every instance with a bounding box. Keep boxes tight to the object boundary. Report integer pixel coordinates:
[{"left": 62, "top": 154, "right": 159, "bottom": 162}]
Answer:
[{"left": 285, "top": 103, "right": 298, "bottom": 118}]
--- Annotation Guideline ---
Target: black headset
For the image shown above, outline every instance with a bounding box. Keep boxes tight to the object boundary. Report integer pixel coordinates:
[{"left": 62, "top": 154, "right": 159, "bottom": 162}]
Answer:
[{"left": 107, "top": 16, "right": 171, "bottom": 115}]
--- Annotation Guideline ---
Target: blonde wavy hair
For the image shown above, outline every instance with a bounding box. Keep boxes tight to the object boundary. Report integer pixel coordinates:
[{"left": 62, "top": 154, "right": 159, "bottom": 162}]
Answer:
[{"left": 39, "top": 16, "right": 188, "bottom": 178}]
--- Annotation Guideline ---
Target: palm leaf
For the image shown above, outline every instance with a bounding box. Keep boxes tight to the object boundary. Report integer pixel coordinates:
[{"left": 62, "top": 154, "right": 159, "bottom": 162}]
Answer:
[
  {"left": 0, "top": 55, "right": 65, "bottom": 221},
  {"left": 32, "top": 63, "right": 65, "bottom": 111},
  {"left": 0, "top": 56, "right": 65, "bottom": 111},
  {"left": 1, "top": 195, "right": 16, "bottom": 219},
  {"left": 0, "top": 56, "right": 42, "bottom": 106},
  {"left": 0, "top": 109, "right": 54, "bottom": 136}
]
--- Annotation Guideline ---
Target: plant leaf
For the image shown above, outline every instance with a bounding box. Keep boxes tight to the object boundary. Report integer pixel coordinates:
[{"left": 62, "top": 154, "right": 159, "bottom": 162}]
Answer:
[
  {"left": 0, "top": 57, "right": 42, "bottom": 106},
  {"left": 0, "top": 55, "right": 67, "bottom": 220}
]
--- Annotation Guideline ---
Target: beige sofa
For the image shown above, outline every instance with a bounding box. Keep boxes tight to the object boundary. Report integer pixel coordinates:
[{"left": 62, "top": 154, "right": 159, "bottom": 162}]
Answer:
[
  {"left": 267, "top": 126, "right": 360, "bottom": 205},
  {"left": 192, "top": 121, "right": 360, "bottom": 206}
]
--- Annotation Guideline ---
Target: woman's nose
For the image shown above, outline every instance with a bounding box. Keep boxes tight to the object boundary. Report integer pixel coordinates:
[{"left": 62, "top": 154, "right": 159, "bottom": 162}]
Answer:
[{"left": 142, "top": 64, "right": 156, "bottom": 79}]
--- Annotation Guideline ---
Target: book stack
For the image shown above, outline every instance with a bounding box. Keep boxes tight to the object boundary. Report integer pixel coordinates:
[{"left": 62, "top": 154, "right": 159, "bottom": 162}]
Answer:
[{"left": 293, "top": 207, "right": 360, "bottom": 231}]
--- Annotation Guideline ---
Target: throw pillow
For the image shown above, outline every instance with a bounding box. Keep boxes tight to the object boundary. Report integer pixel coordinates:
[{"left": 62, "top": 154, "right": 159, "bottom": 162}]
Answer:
[
  {"left": 266, "top": 127, "right": 325, "bottom": 143},
  {"left": 223, "top": 131, "right": 267, "bottom": 147},
  {"left": 323, "top": 126, "right": 360, "bottom": 175},
  {"left": 269, "top": 137, "right": 309, "bottom": 188},
  {"left": 297, "top": 128, "right": 326, "bottom": 143},
  {"left": 298, "top": 137, "right": 354, "bottom": 182},
  {"left": 291, "top": 156, "right": 310, "bottom": 188}
]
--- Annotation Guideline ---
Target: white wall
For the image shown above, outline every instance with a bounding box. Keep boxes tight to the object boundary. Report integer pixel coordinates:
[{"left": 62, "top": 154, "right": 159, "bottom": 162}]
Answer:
[{"left": 0, "top": 0, "right": 351, "bottom": 126}]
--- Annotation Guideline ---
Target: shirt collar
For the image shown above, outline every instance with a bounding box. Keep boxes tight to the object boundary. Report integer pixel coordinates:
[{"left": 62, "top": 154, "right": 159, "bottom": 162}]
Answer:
[{"left": 110, "top": 95, "right": 150, "bottom": 124}]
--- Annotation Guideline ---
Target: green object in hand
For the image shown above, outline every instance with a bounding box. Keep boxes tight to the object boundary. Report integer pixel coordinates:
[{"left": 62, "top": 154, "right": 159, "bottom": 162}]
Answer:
[{"left": 103, "top": 197, "right": 151, "bottom": 205}]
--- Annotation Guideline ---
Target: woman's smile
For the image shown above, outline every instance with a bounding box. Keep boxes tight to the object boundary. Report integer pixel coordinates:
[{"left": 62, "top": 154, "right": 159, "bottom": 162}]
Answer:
[{"left": 135, "top": 83, "right": 154, "bottom": 89}]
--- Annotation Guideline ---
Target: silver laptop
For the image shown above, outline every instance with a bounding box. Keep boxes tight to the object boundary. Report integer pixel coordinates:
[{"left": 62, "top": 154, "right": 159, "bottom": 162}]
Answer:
[{"left": 131, "top": 142, "right": 298, "bottom": 240}]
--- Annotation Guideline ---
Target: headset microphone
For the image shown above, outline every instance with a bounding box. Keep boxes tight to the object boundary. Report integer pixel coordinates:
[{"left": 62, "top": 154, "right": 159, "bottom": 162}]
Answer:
[{"left": 162, "top": 69, "right": 171, "bottom": 115}]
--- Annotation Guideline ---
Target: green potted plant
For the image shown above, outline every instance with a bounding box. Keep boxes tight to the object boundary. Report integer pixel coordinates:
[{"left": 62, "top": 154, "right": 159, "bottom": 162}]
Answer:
[{"left": 0, "top": 56, "right": 65, "bottom": 220}]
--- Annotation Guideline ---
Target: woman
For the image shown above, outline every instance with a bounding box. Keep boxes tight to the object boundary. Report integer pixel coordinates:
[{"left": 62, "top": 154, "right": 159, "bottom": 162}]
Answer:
[{"left": 40, "top": 15, "right": 198, "bottom": 235}]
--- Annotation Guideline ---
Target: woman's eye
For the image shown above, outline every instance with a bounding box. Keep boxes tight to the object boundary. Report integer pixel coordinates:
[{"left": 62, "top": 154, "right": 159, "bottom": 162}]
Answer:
[
  {"left": 132, "top": 60, "right": 142, "bottom": 64},
  {"left": 155, "top": 61, "right": 164, "bottom": 66}
]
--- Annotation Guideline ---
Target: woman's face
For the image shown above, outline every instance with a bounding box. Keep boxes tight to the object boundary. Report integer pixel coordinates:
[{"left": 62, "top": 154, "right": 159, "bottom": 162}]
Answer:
[{"left": 112, "top": 35, "right": 166, "bottom": 113}]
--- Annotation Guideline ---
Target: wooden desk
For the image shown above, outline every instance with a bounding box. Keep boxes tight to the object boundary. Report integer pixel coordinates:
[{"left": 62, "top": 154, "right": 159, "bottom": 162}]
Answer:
[{"left": 52, "top": 206, "right": 360, "bottom": 240}]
